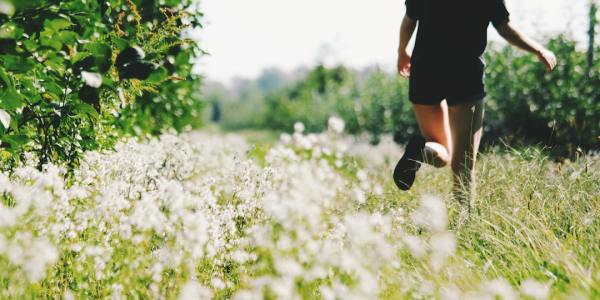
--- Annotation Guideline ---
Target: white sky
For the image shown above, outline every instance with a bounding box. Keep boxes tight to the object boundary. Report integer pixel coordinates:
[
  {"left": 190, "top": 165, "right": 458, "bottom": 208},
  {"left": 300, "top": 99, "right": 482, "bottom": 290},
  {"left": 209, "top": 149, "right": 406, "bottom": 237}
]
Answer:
[{"left": 195, "top": 0, "right": 590, "bottom": 84}]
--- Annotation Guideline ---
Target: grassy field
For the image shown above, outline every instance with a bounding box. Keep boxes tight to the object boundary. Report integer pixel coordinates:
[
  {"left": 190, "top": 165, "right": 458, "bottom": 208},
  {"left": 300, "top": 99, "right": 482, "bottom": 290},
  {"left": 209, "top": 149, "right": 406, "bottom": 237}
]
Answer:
[{"left": 0, "top": 123, "right": 598, "bottom": 299}]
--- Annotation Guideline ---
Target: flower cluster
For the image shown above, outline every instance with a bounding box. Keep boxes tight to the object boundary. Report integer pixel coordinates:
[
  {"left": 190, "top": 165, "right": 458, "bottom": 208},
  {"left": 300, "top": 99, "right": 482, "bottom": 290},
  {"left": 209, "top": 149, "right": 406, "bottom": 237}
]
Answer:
[{"left": 0, "top": 120, "right": 554, "bottom": 299}]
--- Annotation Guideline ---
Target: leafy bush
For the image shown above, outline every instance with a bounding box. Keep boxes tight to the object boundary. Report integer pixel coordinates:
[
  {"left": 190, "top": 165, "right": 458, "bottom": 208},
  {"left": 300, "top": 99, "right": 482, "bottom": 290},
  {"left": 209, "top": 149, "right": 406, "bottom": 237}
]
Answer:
[
  {"left": 0, "top": 0, "right": 203, "bottom": 170},
  {"left": 263, "top": 65, "right": 357, "bottom": 133},
  {"left": 484, "top": 36, "right": 600, "bottom": 156},
  {"left": 215, "top": 35, "right": 598, "bottom": 156},
  {"left": 260, "top": 65, "right": 419, "bottom": 144}
]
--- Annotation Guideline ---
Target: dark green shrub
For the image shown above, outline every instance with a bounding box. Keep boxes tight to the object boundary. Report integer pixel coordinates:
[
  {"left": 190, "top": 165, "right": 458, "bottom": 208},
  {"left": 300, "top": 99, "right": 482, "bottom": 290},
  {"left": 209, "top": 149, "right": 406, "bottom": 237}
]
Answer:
[
  {"left": 263, "top": 65, "right": 358, "bottom": 133},
  {"left": 356, "top": 69, "right": 416, "bottom": 144},
  {"left": 0, "top": 0, "right": 203, "bottom": 169},
  {"left": 485, "top": 36, "right": 599, "bottom": 155},
  {"left": 258, "top": 65, "right": 417, "bottom": 143}
]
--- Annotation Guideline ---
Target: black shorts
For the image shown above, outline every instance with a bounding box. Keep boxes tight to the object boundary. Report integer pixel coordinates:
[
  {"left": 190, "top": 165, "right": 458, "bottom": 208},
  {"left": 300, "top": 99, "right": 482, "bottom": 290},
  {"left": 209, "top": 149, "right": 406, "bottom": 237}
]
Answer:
[{"left": 409, "top": 56, "right": 486, "bottom": 106}]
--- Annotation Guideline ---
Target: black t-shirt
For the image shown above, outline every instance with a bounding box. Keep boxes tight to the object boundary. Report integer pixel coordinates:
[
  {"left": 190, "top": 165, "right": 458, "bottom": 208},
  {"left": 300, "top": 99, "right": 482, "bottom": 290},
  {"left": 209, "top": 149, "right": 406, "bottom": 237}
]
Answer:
[{"left": 406, "top": 0, "right": 510, "bottom": 60}]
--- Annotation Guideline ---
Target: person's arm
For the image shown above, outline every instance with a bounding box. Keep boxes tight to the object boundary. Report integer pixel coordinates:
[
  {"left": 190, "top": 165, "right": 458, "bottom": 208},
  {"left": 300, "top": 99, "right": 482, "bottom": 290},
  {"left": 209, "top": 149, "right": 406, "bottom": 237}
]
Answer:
[
  {"left": 397, "top": 15, "right": 417, "bottom": 77},
  {"left": 495, "top": 22, "right": 557, "bottom": 71}
]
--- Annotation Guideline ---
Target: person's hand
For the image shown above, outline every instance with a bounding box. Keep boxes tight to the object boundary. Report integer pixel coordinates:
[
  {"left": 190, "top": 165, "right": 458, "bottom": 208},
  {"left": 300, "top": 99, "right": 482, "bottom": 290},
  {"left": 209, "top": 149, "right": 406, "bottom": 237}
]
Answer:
[
  {"left": 397, "top": 51, "right": 411, "bottom": 77},
  {"left": 536, "top": 48, "right": 557, "bottom": 71}
]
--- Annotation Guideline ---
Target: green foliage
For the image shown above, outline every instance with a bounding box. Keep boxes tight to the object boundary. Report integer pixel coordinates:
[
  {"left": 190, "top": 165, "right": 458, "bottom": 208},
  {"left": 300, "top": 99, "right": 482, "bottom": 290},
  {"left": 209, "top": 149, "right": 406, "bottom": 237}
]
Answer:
[
  {"left": 484, "top": 36, "right": 600, "bottom": 156},
  {"left": 0, "top": 0, "right": 203, "bottom": 169},
  {"left": 214, "top": 35, "right": 598, "bottom": 156},
  {"left": 264, "top": 65, "right": 357, "bottom": 133},
  {"left": 258, "top": 65, "right": 418, "bottom": 144},
  {"left": 355, "top": 70, "right": 416, "bottom": 144}
]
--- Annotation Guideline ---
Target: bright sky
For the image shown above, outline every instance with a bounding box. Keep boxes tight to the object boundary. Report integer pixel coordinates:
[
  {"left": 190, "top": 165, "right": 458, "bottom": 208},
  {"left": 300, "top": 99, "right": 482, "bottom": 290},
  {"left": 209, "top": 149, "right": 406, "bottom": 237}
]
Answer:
[{"left": 195, "top": 0, "right": 590, "bottom": 84}]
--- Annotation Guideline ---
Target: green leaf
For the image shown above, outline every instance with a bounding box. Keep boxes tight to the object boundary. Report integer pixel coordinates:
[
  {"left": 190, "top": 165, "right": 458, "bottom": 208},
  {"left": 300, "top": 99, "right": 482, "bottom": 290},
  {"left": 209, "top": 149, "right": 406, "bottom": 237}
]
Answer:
[
  {"left": 0, "top": 89, "right": 25, "bottom": 110},
  {"left": 12, "top": 1, "right": 44, "bottom": 11},
  {"left": 102, "top": 76, "right": 115, "bottom": 88},
  {"left": 2, "top": 134, "right": 27, "bottom": 148},
  {"left": 73, "top": 52, "right": 91, "bottom": 64},
  {"left": 45, "top": 62, "right": 66, "bottom": 77},
  {"left": 22, "top": 37, "right": 38, "bottom": 52},
  {"left": 40, "top": 36, "right": 63, "bottom": 51},
  {"left": 58, "top": 31, "right": 78, "bottom": 45},
  {"left": 175, "top": 51, "right": 191, "bottom": 66},
  {"left": 85, "top": 42, "right": 112, "bottom": 73},
  {"left": 0, "top": 22, "right": 23, "bottom": 40},
  {"left": 147, "top": 66, "right": 168, "bottom": 83},
  {"left": 0, "top": 55, "right": 36, "bottom": 73},
  {"left": 112, "top": 37, "right": 129, "bottom": 51},
  {"left": 0, "top": 67, "right": 13, "bottom": 90},
  {"left": 43, "top": 92, "right": 61, "bottom": 102},
  {"left": 44, "top": 18, "right": 72, "bottom": 33},
  {"left": 44, "top": 82, "right": 64, "bottom": 97},
  {"left": 73, "top": 102, "right": 99, "bottom": 119},
  {"left": 17, "top": 77, "right": 35, "bottom": 95}
]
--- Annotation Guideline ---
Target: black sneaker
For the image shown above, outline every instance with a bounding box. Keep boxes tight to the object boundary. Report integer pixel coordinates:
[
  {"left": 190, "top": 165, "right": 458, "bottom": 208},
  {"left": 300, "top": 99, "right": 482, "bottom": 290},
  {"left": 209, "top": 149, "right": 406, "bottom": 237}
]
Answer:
[{"left": 393, "top": 136, "right": 426, "bottom": 191}]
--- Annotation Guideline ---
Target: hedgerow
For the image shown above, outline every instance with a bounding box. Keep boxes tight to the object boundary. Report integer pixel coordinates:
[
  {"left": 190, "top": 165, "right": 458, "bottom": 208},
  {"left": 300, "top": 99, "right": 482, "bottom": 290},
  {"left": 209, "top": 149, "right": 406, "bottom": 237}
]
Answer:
[{"left": 0, "top": 0, "right": 203, "bottom": 170}]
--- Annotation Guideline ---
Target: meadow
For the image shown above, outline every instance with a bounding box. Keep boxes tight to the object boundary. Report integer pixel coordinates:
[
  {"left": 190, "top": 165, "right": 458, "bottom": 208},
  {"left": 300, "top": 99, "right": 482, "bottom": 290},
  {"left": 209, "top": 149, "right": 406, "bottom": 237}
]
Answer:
[
  {"left": 1, "top": 1, "right": 599, "bottom": 299},
  {"left": 1, "top": 118, "right": 598, "bottom": 299}
]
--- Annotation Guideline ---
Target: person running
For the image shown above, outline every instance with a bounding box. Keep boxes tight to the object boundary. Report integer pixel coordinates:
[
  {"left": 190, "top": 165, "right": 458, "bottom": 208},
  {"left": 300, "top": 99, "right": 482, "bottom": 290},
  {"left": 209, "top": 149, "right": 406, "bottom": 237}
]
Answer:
[{"left": 393, "top": 0, "right": 557, "bottom": 202}]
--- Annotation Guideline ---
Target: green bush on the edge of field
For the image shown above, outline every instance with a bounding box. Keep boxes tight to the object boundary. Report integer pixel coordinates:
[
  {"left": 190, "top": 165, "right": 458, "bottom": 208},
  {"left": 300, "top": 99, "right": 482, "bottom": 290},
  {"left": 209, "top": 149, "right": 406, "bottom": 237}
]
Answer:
[
  {"left": 484, "top": 36, "right": 600, "bottom": 156},
  {"left": 0, "top": 0, "right": 204, "bottom": 170},
  {"left": 221, "top": 35, "right": 598, "bottom": 157}
]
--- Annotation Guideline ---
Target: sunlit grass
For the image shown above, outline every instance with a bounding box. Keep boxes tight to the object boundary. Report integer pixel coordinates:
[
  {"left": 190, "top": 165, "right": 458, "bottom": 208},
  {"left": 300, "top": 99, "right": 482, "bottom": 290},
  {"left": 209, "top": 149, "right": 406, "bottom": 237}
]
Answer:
[
  {"left": 367, "top": 146, "right": 599, "bottom": 298},
  {"left": 0, "top": 127, "right": 597, "bottom": 299}
]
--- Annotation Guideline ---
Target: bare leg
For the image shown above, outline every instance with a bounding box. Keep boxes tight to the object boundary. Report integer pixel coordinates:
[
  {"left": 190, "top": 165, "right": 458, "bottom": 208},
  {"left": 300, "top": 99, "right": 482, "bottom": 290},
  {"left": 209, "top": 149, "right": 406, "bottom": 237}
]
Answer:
[
  {"left": 448, "top": 100, "right": 484, "bottom": 204},
  {"left": 413, "top": 101, "right": 452, "bottom": 168}
]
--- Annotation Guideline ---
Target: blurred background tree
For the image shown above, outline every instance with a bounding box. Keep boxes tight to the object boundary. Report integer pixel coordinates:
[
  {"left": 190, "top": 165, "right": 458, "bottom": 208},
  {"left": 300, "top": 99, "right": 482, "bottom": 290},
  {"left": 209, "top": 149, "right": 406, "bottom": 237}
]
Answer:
[{"left": 208, "top": 34, "right": 598, "bottom": 157}]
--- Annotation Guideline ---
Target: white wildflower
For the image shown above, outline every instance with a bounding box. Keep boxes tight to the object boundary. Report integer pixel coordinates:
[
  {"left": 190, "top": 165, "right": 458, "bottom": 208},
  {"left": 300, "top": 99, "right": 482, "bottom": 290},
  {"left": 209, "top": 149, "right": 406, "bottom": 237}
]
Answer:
[
  {"left": 0, "top": 108, "right": 10, "bottom": 129},
  {"left": 280, "top": 133, "right": 292, "bottom": 144},
  {"left": 81, "top": 71, "right": 103, "bottom": 88},
  {"left": 0, "top": 1, "right": 15, "bottom": 16},
  {"left": 520, "top": 279, "right": 550, "bottom": 300},
  {"left": 294, "top": 122, "right": 305, "bottom": 133},
  {"left": 328, "top": 116, "right": 345, "bottom": 134},
  {"left": 110, "top": 284, "right": 123, "bottom": 300},
  {"left": 353, "top": 188, "right": 367, "bottom": 204},
  {"left": 411, "top": 195, "right": 447, "bottom": 232},
  {"left": 440, "top": 285, "right": 462, "bottom": 300},
  {"left": 356, "top": 170, "right": 368, "bottom": 182},
  {"left": 211, "top": 277, "right": 226, "bottom": 289},
  {"left": 231, "top": 250, "right": 251, "bottom": 264},
  {"left": 275, "top": 258, "right": 303, "bottom": 278},
  {"left": 178, "top": 280, "right": 212, "bottom": 300},
  {"left": 6, "top": 234, "right": 58, "bottom": 282},
  {"left": 63, "top": 290, "right": 75, "bottom": 300},
  {"left": 429, "top": 232, "right": 456, "bottom": 271},
  {"left": 430, "top": 232, "right": 456, "bottom": 256},
  {"left": 480, "top": 278, "right": 517, "bottom": 300},
  {"left": 403, "top": 235, "right": 427, "bottom": 258}
]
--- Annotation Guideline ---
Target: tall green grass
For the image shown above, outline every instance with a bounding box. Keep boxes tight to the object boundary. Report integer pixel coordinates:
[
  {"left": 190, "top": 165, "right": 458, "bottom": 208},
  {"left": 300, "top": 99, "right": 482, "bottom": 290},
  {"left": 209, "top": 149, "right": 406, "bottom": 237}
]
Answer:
[{"left": 373, "top": 147, "right": 599, "bottom": 298}]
